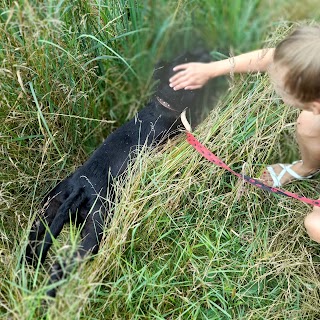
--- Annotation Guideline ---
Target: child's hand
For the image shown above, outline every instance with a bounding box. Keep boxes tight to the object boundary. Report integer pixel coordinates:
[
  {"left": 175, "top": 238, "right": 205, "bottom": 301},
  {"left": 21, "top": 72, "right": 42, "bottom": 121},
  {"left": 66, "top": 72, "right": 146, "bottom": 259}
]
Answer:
[{"left": 169, "top": 62, "right": 212, "bottom": 91}]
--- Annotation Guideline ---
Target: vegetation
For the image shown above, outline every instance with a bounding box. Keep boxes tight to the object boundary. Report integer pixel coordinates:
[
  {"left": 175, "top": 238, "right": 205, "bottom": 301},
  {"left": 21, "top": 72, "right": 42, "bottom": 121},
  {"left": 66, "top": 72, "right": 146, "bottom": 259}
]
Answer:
[{"left": 1, "top": 0, "right": 320, "bottom": 319}]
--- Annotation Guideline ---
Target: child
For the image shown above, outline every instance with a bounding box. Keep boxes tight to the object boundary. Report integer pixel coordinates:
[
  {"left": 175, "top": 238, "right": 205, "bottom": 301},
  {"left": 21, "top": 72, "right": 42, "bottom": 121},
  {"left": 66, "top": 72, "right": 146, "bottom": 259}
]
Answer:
[{"left": 169, "top": 25, "right": 320, "bottom": 243}]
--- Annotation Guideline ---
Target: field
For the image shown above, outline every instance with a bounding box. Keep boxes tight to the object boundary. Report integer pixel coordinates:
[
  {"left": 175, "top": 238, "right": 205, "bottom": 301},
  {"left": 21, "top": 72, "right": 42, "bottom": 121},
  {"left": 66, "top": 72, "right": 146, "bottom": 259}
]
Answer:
[{"left": 1, "top": 0, "right": 320, "bottom": 319}]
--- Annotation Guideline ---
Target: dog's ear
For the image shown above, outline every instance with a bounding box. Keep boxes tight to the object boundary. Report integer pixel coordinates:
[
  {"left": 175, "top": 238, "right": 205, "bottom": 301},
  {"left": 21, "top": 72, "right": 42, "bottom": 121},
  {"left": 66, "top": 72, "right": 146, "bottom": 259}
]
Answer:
[
  {"left": 153, "top": 60, "right": 169, "bottom": 81},
  {"left": 172, "top": 50, "right": 212, "bottom": 66},
  {"left": 188, "top": 49, "right": 212, "bottom": 63}
]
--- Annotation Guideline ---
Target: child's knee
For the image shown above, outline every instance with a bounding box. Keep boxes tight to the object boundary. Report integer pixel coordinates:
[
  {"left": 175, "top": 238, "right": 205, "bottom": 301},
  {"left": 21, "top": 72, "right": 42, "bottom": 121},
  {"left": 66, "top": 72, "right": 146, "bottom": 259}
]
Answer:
[
  {"left": 304, "top": 207, "right": 320, "bottom": 243},
  {"left": 297, "top": 111, "right": 320, "bottom": 139}
]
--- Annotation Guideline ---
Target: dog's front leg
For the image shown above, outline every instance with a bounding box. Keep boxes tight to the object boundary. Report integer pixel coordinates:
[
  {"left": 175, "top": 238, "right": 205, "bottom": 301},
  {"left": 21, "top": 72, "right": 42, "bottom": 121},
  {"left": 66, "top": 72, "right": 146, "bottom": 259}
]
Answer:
[
  {"left": 25, "top": 192, "right": 64, "bottom": 266},
  {"left": 35, "top": 189, "right": 84, "bottom": 265},
  {"left": 46, "top": 202, "right": 105, "bottom": 297}
]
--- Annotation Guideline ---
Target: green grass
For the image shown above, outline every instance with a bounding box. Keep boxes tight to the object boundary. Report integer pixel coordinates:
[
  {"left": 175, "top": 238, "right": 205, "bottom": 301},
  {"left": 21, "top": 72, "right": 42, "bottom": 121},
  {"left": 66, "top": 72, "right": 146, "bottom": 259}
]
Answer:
[{"left": 1, "top": 0, "right": 320, "bottom": 319}]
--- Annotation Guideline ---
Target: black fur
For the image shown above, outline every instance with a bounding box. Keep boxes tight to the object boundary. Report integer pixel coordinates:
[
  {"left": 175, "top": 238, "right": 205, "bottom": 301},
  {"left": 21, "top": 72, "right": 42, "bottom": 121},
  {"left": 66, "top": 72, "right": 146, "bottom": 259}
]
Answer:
[{"left": 24, "top": 50, "right": 212, "bottom": 297}]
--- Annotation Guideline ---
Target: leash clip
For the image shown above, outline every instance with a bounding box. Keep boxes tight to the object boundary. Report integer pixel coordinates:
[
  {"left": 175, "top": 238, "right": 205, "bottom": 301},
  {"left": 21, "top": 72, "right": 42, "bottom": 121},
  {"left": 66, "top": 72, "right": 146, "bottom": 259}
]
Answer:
[{"left": 180, "top": 109, "right": 192, "bottom": 132}]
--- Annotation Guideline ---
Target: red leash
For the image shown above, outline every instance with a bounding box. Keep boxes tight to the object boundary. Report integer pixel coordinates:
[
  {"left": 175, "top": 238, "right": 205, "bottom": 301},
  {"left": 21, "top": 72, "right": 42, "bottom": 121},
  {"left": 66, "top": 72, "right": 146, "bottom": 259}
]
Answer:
[{"left": 186, "top": 132, "right": 320, "bottom": 207}]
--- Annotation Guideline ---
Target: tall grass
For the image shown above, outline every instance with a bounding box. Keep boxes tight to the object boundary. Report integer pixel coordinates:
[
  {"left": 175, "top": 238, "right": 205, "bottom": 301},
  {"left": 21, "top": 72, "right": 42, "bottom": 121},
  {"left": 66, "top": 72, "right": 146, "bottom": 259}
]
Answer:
[{"left": 1, "top": 0, "right": 320, "bottom": 319}]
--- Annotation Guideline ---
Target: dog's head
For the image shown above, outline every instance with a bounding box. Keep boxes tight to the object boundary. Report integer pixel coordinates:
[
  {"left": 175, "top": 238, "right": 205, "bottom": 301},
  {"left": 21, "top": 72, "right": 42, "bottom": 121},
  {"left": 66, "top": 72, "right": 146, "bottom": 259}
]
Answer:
[{"left": 153, "top": 50, "right": 212, "bottom": 113}]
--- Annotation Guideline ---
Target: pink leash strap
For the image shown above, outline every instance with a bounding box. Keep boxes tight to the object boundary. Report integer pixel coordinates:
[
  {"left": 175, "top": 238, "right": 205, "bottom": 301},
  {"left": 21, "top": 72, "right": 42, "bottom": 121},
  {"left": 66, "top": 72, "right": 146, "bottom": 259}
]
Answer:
[{"left": 186, "top": 132, "right": 320, "bottom": 207}]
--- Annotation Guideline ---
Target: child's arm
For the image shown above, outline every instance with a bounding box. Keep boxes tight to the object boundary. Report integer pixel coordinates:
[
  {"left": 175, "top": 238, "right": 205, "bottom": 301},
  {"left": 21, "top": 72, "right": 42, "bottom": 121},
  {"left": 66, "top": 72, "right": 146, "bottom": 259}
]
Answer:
[{"left": 169, "top": 48, "right": 275, "bottom": 91}]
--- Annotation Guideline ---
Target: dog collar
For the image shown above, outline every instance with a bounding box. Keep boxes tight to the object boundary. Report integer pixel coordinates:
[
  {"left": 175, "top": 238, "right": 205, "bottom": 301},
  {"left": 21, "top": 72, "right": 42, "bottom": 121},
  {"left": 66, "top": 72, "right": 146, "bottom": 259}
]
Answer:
[
  {"left": 156, "top": 96, "right": 191, "bottom": 131},
  {"left": 156, "top": 96, "right": 178, "bottom": 112}
]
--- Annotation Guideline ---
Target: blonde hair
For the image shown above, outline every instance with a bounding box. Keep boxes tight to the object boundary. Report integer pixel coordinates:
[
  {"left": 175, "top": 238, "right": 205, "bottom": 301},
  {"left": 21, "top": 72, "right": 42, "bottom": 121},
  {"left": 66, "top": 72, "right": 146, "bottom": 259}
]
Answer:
[{"left": 274, "top": 25, "right": 320, "bottom": 102}]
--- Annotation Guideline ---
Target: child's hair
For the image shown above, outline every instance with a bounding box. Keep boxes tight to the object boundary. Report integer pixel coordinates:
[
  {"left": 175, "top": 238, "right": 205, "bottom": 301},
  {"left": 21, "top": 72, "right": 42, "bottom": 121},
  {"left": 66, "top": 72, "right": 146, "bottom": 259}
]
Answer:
[{"left": 274, "top": 25, "right": 320, "bottom": 103}]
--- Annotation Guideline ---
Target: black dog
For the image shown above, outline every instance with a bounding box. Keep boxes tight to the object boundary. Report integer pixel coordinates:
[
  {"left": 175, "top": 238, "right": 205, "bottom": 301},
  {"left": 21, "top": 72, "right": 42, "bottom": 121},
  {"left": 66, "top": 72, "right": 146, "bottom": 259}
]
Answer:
[{"left": 24, "top": 50, "right": 212, "bottom": 297}]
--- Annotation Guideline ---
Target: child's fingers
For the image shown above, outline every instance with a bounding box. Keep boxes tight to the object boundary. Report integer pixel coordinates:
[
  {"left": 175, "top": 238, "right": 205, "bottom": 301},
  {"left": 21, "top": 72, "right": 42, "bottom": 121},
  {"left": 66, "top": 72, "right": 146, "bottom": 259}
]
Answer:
[
  {"left": 172, "top": 63, "right": 190, "bottom": 72},
  {"left": 169, "top": 75, "right": 203, "bottom": 90},
  {"left": 169, "top": 69, "right": 188, "bottom": 83},
  {"left": 171, "top": 82, "right": 202, "bottom": 91},
  {"left": 184, "top": 85, "right": 202, "bottom": 90},
  {"left": 169, "top": 75, "right": 190, "bottom": 90},
  {"left": 170, "top": 80, "right": 189, "bottom": 91}
]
